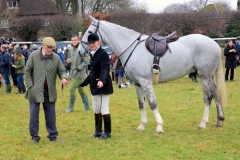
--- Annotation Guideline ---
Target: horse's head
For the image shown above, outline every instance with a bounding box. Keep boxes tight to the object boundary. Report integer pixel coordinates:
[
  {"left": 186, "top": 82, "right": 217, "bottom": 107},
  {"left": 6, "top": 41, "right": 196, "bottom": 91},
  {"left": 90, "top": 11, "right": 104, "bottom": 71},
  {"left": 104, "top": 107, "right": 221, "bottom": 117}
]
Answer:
[
  {"left": 78, "top": 16, "right": 102, "bottom": 56},
  {"left": 79, "top": 15, "right": 141, "bottom": 57}
]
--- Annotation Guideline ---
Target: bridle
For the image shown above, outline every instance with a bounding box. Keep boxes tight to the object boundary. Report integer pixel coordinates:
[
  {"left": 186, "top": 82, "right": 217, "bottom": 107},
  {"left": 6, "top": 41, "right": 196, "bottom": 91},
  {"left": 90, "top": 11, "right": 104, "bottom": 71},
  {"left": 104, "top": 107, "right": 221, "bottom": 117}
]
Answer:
[
  {"left": 80, "top": 19, "right": 145, "bottom": 69},
  {"left": 80, "top": 20, "right": 103, "bottom": 54}
]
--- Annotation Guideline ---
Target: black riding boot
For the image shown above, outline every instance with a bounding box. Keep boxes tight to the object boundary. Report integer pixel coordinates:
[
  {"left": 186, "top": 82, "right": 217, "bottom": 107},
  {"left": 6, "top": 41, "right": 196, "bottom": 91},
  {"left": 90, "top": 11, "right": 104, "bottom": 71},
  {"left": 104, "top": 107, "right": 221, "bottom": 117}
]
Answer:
[
  {"left": 92, "top": 113, "right": 102, "bottom": 138},
  {"left": 17, "top": 85, "right": 22, "bottom": 94},
  {"left": 99, "top": 114, "right": 111, "bottom": 140},
  {"left": 22, "top": 85, "right": 26, "bottom": 93}
]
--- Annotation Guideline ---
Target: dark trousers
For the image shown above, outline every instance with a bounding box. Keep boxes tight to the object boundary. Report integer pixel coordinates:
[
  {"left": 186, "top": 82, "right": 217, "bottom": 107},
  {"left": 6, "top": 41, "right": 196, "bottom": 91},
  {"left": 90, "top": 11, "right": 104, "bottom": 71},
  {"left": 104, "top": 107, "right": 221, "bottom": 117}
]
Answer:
[
  {"left": 11, "top": 67, "right": 18, "bottom": 86},
  {"left": 29, "top": 88, "right": 58, "bottom": 141},
  {"left": 17, "top": 73, "right": 24, "bottom": 86},
  {"left": 2, "top": 74, "right": 10, "bottom": 85},
  {"left": 225, "top": 68, "right": 234, "bottom": 80},
  {"left": 189, "top": 71, "right": 197, "bottom": 78},
  {"left": 65, "top": 65, "right": 70, "bottom": 73}
]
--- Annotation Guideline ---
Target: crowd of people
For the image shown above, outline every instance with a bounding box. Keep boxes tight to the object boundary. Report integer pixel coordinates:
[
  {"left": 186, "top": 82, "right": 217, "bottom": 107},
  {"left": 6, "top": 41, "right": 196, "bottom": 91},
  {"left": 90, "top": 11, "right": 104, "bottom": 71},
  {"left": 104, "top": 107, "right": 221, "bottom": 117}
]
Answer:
[
  {"left": 0, "top": 34, "right": 115, "bottom": 143},
  {"left": 0, "top": 37, "right": 73, "bottom": 93},
  {"left": 0, "top": 37, "right": 30, "bottom": 93}
]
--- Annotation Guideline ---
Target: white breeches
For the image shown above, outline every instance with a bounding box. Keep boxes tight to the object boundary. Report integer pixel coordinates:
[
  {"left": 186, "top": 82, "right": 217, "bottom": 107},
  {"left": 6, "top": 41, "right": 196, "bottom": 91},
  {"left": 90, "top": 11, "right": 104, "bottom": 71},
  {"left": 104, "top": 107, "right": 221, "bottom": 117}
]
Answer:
[{"left": 92, "top": 94, "right": 110, "bottom": 115}]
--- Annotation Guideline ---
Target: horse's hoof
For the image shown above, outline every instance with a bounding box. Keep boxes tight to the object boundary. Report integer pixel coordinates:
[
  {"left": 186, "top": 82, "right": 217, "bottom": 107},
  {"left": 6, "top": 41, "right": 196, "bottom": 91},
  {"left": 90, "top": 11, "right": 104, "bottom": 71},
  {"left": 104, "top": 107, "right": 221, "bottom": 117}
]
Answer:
[
  {"left": 154, "top": 131, "right": 163, "bottom": 135},
  {"left": 136, "top": 129, "right": 145, "bottom": 132},
  {"left": 198, "top": 124, "right": 206, "bottom": 130},
  {"left": 198, "top": 126, "right": 205, "bottom": 130},
  {"left": 198, "top": 122, "right": 206, "bottom": 130},
  {"left": 218, "top": 116, "right": 225, "bottom": 121},
  {"left": 215, "top": 121, "right": 223, "bottom": 127}
]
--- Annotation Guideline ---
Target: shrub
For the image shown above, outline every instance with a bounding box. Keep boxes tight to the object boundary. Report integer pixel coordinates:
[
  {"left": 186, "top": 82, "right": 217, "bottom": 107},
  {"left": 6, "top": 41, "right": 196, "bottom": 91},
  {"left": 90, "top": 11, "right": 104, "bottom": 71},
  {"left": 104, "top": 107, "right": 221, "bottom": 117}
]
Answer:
[
  {"left": 44, "top": 15, "right": 83, "bottom": 41},
  {"left": 10, "top": 16, "right": 43, "bottom": 41}
]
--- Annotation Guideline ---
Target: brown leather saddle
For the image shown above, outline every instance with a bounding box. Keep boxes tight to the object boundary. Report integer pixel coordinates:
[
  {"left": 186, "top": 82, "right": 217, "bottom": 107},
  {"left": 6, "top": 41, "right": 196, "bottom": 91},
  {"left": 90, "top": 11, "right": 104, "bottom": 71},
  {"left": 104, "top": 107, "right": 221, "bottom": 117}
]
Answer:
[
  {"left": 145, "top": 31, "right": 179, "bottom": 57},
  {"left": 145, "top": 31, "right": 179, "bottom": 70}
]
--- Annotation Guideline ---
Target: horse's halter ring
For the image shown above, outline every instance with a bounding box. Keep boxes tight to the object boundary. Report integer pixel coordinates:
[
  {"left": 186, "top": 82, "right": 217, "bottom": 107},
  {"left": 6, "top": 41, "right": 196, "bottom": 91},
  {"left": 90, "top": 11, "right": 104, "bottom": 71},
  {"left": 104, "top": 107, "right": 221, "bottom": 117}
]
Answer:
[{"left": 80, "top": 20, "right": 103, "bottom": 54}]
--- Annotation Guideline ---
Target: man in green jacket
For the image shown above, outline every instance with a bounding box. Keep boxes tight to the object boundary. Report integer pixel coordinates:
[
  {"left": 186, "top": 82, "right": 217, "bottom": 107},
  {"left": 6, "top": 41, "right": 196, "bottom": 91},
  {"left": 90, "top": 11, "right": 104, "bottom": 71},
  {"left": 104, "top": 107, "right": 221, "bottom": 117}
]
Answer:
[
  {"left": 25, "top": 37, "right": 68, "bottom": 143},
  {"left": 64, "top": 35, "right": 90, "bottom": 112}
]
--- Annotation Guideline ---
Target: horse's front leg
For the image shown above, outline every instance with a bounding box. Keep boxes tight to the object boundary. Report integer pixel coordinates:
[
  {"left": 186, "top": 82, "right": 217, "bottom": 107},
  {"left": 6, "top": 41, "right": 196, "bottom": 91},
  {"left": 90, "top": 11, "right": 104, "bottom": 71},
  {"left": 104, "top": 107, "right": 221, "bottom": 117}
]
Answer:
[
  {"left": 139, "top": 79, "right": 164, "bottom": 134},
  {"left": 135, "top": 85, "right": 147, "bottom": 132}
]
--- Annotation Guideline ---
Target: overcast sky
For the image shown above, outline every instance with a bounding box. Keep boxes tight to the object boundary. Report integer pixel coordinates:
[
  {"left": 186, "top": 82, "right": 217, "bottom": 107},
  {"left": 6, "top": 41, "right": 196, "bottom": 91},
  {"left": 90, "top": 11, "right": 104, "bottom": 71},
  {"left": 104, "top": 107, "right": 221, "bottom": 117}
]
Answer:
[{"left": 137, "top": 0, "right": 238, "bottom": 13}]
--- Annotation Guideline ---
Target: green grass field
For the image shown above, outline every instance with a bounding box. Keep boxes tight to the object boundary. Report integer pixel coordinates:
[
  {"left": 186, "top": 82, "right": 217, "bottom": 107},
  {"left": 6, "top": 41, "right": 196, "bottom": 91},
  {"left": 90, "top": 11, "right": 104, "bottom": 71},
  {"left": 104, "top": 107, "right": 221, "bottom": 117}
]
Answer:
[{"left": 0, "top": 66, "right": 240, "bottom": 160}]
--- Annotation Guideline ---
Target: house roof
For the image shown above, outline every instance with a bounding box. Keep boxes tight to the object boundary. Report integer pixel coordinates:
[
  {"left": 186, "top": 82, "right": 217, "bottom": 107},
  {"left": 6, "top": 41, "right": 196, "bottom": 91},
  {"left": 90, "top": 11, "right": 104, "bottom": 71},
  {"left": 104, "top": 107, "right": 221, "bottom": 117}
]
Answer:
[
  {"left": 17, "top": 0, "right": 59, "bottom": 16},
  {"left": 201, "top": 3, "right": 227, "bottom": 16}
]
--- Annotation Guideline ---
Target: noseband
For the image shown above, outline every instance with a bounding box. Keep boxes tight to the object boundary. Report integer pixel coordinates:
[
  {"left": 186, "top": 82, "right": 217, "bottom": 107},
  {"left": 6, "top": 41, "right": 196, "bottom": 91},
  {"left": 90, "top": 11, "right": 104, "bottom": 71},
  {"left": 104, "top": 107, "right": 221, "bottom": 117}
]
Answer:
[{"left": 80, "top": 20, "right": 103, "bottom": 54}]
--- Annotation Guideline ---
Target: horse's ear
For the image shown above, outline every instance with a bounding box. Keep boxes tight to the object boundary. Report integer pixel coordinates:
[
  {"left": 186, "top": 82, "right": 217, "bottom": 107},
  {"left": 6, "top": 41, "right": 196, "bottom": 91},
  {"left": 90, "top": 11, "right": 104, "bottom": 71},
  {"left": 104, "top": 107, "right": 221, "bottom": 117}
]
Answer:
[{"left": 88, "top": 15, "right": 95, "bottom": 22}]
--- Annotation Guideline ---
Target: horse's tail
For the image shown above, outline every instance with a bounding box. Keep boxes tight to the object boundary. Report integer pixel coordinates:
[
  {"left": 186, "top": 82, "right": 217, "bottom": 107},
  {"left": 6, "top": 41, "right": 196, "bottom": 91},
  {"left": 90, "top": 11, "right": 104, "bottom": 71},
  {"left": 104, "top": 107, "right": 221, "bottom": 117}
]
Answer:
[{"left": 214, "top": 59, "right": 227, "bottom": 106}]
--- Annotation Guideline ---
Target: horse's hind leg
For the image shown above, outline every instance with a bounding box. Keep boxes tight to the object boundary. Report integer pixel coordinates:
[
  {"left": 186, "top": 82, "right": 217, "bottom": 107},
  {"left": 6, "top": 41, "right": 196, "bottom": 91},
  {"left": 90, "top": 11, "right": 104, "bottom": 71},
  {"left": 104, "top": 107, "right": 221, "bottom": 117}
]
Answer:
[
  {"left": 198, "top": 74, "right": 212, "bottom": 129},
  {"left": 198, "top": 74, "right": 224, "bottom": 129},
  {"left": 213, "top": 84, "right": 225, "bottom": 128},
  {"left": 135, "top": 85, "right": 148, "bottom": 132}
]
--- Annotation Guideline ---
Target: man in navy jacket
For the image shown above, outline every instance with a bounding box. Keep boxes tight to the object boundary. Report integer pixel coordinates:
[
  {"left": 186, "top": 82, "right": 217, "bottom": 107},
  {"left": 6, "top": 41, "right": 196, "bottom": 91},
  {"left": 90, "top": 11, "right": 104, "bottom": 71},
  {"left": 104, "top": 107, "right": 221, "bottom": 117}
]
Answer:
[{"left": 0, "top": 44, "right": 11, "bottom": 93}]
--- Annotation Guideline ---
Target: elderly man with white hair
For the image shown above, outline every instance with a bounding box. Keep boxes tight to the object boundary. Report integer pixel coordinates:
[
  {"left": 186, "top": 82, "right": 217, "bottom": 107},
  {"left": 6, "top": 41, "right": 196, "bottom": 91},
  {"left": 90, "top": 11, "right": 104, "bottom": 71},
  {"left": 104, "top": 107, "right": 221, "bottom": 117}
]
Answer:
[
  {"left": 30, "top": 44, "right": 38, "bottom": 53},
  {"left": 25, "top": 37, "right": 68, "bottom": 143},
  {"left": 57, "top": 48, "right": 65, "bottom": 66}
]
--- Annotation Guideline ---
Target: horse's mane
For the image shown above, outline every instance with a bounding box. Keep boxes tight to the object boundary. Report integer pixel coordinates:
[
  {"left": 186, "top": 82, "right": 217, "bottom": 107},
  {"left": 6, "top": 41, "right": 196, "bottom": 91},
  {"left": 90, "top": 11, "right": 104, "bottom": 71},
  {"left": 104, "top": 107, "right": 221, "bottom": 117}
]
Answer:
[
  {"left": 104, "top": 20, "right": 140, "bottom": 36},
  {"left": 99, "top": 20, "right": 141, "bottom": 54}
]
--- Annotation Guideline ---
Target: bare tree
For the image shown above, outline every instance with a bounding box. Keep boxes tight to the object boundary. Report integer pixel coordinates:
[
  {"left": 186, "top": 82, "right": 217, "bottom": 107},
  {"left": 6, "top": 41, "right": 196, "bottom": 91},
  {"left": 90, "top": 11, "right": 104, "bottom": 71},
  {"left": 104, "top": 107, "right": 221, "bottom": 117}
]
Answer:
[
  {"left": 189, "top": 0, "right": 209, "bottom": 11},
  {"left": 11, "top": 17, "right": 44, "bottom": 41},
  {"left": 110, "top": 10, "right": 150, "bottom": 33},
  {"left": 53, "top": 0, "right": 145, "bottom": 17},
  {"left": 163, "top": 3, "right": 194, "bottom": 13},
  {"left": 215, "top": 0, "right": 231, "bottom": 10},
  {"left": 54, "top": 0, "right": 68, "bottom": 14},
  {"left": 85, "top": 0, "right": 136, "bottom": 13},
  {"left": 161, "top": 0, "right": 231, "bottom": 13},
  {"left": 45, "top": 15, "right": 83, "bottom": 40}
]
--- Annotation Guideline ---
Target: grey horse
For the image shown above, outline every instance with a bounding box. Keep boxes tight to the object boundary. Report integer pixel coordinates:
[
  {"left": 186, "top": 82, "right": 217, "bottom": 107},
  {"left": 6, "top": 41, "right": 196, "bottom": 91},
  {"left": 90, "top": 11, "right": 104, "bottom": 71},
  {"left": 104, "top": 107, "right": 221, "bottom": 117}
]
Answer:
[{"left": 78, "top": 16, "right": 227, "bottom": 134}]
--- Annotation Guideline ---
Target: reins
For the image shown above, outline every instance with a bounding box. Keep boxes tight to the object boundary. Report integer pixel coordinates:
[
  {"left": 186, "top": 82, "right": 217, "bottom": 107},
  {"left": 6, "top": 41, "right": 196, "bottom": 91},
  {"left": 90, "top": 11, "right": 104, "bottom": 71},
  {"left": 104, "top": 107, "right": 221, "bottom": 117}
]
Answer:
[
  {"left": 123, "top": 36, "right": 145, "bottom": 69},
  {"left": 81, "top": 19, "right": 146, "bottom": 78}
]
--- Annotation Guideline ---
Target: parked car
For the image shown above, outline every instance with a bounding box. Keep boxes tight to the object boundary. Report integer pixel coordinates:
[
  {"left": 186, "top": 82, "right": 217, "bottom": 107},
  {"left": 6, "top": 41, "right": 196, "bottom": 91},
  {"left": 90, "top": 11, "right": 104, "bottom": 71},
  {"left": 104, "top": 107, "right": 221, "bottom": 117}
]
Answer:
[
  {"left": 87, "top": 45, "right": 113, "bottom": 71},
  {"left": 29, "top": 41, "right": 71, "bottom": 52},
  {"left": 12, "top": 41, "right": 71, "bottom": 53},
  {"left": 102, "top": 45, "right": 113, "bottom": 59}
]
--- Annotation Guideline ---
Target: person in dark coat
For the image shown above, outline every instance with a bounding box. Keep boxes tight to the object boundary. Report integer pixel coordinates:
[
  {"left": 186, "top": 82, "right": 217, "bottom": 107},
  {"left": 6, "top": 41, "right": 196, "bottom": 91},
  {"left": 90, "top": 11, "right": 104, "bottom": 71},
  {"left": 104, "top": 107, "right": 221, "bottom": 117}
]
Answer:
[
  {"left": 0, "top": 44, "right": 11, "bottom": 93},
  {"left": 80, "top": 33, "right": 113, "bottom": 139},
  {"left": 0, "top": 50, "right": 5, "bottom": 87},
  {"left": 21, "top": 45, "right": 29, "bottom": 65},
  {"left": 64, "top": 44, "right": 71, "bottom": 73},
  {"left": 9, "top": 43, "right": 18, "bottom": 87},
  {"left": 224, "top": 40, "right": 237, "bottom": 81},
  {"left": 30, "top": 44, "right": 38, "bottom": 53}
]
